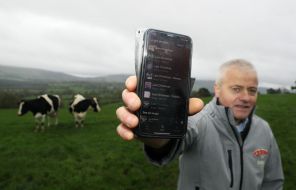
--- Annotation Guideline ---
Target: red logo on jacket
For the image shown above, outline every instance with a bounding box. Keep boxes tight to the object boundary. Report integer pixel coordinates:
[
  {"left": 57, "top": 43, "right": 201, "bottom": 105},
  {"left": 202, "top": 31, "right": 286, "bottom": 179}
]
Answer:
[{"left": 253, "top": 149, "right": 268, "bottom": 157}]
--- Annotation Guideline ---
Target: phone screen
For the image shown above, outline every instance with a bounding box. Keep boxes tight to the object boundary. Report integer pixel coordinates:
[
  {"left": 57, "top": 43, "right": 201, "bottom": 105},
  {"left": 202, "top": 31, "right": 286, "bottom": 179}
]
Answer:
[{"left": 136, "top": 29, "right": 192, "bottom": 138}]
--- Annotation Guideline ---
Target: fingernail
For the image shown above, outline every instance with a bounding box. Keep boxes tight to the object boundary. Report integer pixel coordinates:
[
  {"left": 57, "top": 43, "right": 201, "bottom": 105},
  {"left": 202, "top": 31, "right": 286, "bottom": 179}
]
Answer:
[
  {"left": 125, "top": 131, "right": 134, "bottom": 140},
  {"left": 122, "top": 89, "right": 127, "bottom": 99},
  {"left": 126, "top": 116, "right": 133, "bottom": 127}
]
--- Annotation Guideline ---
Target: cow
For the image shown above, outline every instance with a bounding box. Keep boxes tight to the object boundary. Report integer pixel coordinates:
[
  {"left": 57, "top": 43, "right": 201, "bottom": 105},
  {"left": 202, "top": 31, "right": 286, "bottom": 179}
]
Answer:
[
  {"left": 18, "top": 94, "right": 61, "bottom": 132},
  {"left": 69, "top": 94, "right": 101, "bottom": 128}
]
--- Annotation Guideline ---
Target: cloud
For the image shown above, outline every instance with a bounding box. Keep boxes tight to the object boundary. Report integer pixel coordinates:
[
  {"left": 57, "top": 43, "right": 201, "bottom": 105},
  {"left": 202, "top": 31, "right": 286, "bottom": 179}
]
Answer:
[
  {"left": 0, "top": 0, "right": 295, "bottom": 86},
  {"left": 0, "top": 9, "right": 134, "bottom": 76}
]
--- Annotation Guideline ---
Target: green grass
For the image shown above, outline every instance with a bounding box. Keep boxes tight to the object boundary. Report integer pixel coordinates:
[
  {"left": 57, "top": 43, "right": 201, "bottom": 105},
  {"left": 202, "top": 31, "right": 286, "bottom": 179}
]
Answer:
[
  {"left": 0, "top": 94, "right": 295, "bottom": 189},
  {"left": 256, "top": 94, "right": 296, "bottom": 190},
  {"left": 0, "top": 103, "right": 179, "bottom": 190}
]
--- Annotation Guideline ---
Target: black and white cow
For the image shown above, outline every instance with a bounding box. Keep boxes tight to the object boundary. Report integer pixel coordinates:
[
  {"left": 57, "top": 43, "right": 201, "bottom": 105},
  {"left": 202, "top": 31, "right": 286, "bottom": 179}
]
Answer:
[
  {"left": 18, "top": 94, "right": 61, "bottom": 132},
  {"left": 69, "top": 94, "right": 101, "bottom": 128}
]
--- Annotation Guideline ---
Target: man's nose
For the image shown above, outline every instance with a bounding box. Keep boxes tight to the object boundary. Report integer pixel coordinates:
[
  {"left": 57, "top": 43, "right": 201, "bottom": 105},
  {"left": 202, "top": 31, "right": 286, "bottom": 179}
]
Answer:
[{"left": 239, "top": 90, "right": 251, "bottom": 101}]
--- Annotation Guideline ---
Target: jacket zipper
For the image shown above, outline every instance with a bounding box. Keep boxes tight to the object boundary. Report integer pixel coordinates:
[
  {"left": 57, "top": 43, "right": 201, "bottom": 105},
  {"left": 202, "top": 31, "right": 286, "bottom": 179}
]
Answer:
[
  {"left": 239, "top": 146, "right": 244, "bottom": 190},
  {"left": 228, "top": 150, "right": 234, "bottom": 188},
  {"left": 225, "top": 108, "right": 244, "bottom": 190},
  {"left": 229, "top": 126, "right": 244, "bottom": 190},
  {"left": 232, "top": 133, "right": 244, "bottom": 190}
]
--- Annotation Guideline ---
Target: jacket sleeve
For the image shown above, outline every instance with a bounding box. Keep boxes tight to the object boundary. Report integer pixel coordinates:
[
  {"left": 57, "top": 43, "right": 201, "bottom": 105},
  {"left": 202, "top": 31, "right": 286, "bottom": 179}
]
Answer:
[
  {"left": 261, "top": 130, "right": 284, "bottom": 190},
  {"left": 144, "top": 113, "right": 205, "bottom": 166}
]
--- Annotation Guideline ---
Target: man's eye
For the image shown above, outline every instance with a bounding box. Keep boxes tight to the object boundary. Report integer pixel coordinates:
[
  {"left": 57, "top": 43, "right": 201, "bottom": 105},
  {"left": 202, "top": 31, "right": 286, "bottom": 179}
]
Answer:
[
  {"left": 248, "top": 88, "right": 258, "bottom": 95},
  {"left": 232, "top": 87, "right": 241, "bottom": 93}
]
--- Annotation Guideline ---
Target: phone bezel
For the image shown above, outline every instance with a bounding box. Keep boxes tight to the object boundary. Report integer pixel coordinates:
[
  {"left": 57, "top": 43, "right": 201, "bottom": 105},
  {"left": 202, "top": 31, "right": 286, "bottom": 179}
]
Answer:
[{"left": 134, "top": 29, "right": 193, "bottom": 139}]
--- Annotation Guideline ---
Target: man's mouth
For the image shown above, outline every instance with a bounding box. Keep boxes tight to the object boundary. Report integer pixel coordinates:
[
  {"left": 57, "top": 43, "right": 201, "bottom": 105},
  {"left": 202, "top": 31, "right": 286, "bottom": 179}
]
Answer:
[{"left": 234, "top": 105, "right": 251, "bottom": 109}]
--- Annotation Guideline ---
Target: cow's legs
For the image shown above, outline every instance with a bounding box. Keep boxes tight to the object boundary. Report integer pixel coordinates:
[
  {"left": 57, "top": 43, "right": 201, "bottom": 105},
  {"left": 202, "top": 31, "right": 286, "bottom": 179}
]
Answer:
[
  {"left": 54, "top": 114, "right": 59, "bottom": 125},
  {"left": 75, "top": 120, "right": 79, "bottom": 128},
  {"left": 47, "top": 115, "right": 51, "bottom": 127},
  {"left": 34, "top": 114, "right": 45, "bottom": 132},
  {"left": 74, "top": 113, "right": 86, "bottom": 128},
  {"left": 50, "top": 112, "right": 58, "bottom": 126},
  {"left": 40, "top": 115, "right": 46, "bottom": 132},
  {"left": 34, "top": 117, "right": 40, "bottom": 132},
  {"left": 74, "top": 114, "right": 83, "bottom": 128},
  {"left": 47, "top": 112, "right": 57, "bottom": 127}
]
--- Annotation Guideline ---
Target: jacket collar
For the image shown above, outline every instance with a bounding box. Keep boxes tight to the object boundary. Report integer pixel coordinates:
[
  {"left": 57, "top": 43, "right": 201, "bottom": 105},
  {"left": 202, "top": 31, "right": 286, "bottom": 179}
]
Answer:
[
  {"left": 207, "top": 97, "right": 255, "bottom": 127},
  {"left": 206, "top": 97, "right": 255, "bottom": 143}
]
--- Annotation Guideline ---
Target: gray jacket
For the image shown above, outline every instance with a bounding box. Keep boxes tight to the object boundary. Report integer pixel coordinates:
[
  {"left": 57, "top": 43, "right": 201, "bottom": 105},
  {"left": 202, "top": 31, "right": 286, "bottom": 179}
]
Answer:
[{"left": 145, "top": 98, "right": 284, "bottom": 190}]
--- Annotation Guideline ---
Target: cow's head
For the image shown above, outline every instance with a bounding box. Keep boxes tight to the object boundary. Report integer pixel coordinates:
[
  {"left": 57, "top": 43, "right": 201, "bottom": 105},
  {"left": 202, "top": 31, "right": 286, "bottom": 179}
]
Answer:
[
  {"left": 90, "top": 97, "right": 101, "bottom": 112},
  {"left": 17, "top": 100, "right": 29, "bottom": 116}
]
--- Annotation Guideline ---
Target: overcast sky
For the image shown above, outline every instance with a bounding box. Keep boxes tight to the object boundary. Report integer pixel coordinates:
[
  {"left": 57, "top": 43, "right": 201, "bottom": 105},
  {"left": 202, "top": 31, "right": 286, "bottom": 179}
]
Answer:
[{"left": 0, "top": 0, "right": 295, "bottom": 88}]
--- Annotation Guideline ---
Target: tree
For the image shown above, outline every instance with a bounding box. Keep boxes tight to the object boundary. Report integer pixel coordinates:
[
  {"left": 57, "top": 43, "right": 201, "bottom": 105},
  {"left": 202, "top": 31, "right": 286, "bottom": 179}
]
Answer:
[
  {"left": 266, "top": 88, "right": 282, "bottom": 94},
  {"left": 291, "top": 80, "right": 296, "bottom": 90},
  {"left": 191, "top": 87, "right": 212, "bottom": 98}
]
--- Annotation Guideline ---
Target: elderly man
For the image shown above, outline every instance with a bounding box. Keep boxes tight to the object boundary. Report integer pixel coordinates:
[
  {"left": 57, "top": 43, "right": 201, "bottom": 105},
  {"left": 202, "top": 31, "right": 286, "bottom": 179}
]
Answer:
[{"left": 116, "top": 59, "right": 284, "bottom": 190}]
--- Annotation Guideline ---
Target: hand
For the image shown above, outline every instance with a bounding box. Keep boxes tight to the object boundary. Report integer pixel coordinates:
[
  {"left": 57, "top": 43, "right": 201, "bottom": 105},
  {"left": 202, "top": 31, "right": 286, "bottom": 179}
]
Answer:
[{"left": 116, "top": 75, "right": 204, "bottom": 141}]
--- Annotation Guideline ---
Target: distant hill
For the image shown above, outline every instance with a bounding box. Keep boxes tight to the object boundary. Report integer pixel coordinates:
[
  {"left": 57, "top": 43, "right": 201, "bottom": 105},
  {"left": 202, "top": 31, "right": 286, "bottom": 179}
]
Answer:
[
  {"left": 88, "top": 74, "right": 131, "bottom": 83},
  {"left": 0, "top": 65, "right": 213, "bottom": 87},
  {"left": 0, "top": 65, "right": 271, "bottom": 93},
  {"left": 0, "top": 65, "right": 80, "bottom": 82}
]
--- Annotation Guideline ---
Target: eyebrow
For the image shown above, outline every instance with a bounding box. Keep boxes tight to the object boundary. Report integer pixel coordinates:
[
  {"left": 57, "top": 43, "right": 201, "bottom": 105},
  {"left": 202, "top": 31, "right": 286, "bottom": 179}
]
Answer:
[{"left": 230, "top": 85, "right": 257, "bottom": 88}]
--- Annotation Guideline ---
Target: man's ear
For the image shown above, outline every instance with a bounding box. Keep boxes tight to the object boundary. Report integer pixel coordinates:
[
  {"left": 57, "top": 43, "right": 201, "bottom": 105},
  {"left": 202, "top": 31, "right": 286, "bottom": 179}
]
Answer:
[{"left": 214, "top": 84, "right": 220, "bottom": 98}]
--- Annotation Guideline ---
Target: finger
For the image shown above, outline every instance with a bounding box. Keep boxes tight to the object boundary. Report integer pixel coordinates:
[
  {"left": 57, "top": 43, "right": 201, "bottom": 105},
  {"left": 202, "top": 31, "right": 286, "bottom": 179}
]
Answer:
[
  {"left": 117, "top": 123, "right": 135, "bottom": 141},
  {"left": 125, "top": 75, "right": 137, "bottom": 92},
  {"left": 116, "top": 106, "right": 139, "bottom": 128},
  {"left": 188, "top": 98, "right": 204, "bottom": 116},
  {"left": 122, "top": 89, "right": 141, "bottom": 111}
]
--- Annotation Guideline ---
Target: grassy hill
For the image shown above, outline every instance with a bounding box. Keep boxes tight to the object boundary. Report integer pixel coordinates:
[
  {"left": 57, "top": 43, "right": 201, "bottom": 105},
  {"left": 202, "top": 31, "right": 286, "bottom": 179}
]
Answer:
[
  {"left": 0, "top": 64, "right": 217, "bottom": 92},
  {"left": 0, "top": 65, "right": 131, "bottom": 84},
  {"left": 0, "top": 94, "right": 295, "bottom": 189},
  {"left": 0, "top": 65, "right": 80, "bottom": 82}
]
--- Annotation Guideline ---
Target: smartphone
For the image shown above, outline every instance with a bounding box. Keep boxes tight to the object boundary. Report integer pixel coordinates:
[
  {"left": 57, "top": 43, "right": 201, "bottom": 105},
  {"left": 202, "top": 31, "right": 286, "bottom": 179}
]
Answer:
[{"left": 134, "top": 29, "right": 193, "bottom": 138}]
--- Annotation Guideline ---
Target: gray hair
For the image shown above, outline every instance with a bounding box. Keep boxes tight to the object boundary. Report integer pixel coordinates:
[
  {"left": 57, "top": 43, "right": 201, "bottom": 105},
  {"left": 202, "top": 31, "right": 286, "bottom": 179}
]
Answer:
[{"left": 215, "top": 59, "right": 257, "bottom": 85}]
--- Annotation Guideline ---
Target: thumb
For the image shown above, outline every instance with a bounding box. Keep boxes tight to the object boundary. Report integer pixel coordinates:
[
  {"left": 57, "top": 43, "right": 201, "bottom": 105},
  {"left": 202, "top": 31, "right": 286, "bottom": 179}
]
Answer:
[{"left": 188, "top": 98, "right": 204, "bottom": 116}]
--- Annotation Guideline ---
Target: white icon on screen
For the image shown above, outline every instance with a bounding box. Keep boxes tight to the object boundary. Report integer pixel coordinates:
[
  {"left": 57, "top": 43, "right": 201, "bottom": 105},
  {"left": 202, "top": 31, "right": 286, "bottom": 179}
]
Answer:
[{"left": 144, "top": 91, "right": 151, "bottom": 98}]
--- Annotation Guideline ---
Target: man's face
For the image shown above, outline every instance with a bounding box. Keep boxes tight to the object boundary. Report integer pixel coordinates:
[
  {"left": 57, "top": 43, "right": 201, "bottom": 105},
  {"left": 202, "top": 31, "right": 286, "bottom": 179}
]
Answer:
[{"left": 214, "top": 66, "right": 258, "bottom": 121}]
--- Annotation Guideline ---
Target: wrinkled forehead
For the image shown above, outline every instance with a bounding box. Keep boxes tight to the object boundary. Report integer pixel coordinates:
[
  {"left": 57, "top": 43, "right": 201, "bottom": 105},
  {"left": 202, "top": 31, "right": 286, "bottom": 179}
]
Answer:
[{"left": 222, "top": 66, "right": 258, "bottom": 87}]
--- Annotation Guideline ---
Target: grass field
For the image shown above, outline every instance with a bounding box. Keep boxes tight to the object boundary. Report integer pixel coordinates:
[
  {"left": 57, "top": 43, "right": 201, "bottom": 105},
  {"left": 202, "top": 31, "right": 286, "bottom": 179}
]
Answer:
[{"left": 0, "top": 94, "right": 295, "bottom": 190}]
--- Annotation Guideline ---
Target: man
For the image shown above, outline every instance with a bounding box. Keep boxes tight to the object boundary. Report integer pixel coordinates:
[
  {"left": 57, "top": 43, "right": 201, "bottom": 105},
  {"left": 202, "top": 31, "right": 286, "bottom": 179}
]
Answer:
[{"left": 116, "top": 59, "right": 284, "bottom": 190}]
